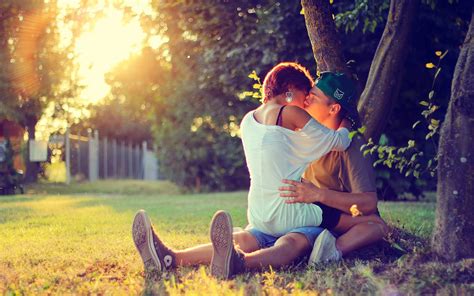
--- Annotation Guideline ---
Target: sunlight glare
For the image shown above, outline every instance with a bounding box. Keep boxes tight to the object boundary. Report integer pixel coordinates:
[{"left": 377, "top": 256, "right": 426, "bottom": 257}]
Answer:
[{"left": 75, "top": 8, "right": 145, "bottom": 102}]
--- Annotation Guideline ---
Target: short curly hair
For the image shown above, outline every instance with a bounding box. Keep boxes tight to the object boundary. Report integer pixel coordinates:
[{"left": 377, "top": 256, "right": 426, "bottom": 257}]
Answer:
[{"left": 262, "top": 62, "right": 314, "bottom": 102}]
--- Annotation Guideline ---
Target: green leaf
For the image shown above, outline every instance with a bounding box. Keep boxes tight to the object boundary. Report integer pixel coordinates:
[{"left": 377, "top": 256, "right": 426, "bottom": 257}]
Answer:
[
  {"left": 412, "top": 121, "right": 421, "bottom": 129},
  {"left": 408, "top": 140, "right": 415, "bottom": 148},
  {"left": 428, "top": 90, "right": 435, "bottom": 100},
  {"left": 419, "top": 101, "right": 429, "bottom": 106},
  {"left": 373, "top": 159, "right": 383, "bottom": 167},
  {"left": 378, "top": 134, "right": 388, "bottom": 146},
  {"left": 357, "top": 126, "right": 367, "bottom": 134},
  {"left": 391, "top": 242, "right": 407, "bottom": 253},
  {"left": 248, "top": 71, "right": 258, "bottom": 80},
  {"left": 434, "top": 68, "right": 441, "bottom": 81},
  {"left": 348, "top": 130, "right": 357, "bottom": 140},
  {"left": 440, "top": 50, "right": 449, "bottom": 60}
]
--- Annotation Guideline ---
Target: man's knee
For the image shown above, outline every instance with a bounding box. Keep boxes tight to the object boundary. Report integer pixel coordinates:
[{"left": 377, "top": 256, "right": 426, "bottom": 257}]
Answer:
[
  {"left": 275, "top": 233, "right": 310, "bottom": 252},
  {"left": 233, "top": 231, "right": 259, "bottom": 253},
  {"left": 368, "top": 215, "right": 389, "bottom": 238}
]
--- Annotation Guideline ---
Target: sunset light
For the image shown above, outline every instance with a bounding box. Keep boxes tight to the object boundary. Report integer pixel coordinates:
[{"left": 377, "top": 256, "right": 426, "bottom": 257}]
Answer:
[{"left": 74, "top": 8, "right": 145, "bottom": 102}]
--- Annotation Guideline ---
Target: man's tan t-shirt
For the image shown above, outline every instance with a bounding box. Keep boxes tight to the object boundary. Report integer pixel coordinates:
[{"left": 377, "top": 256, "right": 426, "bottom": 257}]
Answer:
[{"left": 303, "top": 136, "right": 376, "bottom": 193}]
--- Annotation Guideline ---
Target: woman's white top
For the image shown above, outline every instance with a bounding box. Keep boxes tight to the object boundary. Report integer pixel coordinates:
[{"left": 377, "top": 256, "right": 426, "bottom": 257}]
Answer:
[{"left": 240, "top": 110, "right": 351, "bottom": 236}]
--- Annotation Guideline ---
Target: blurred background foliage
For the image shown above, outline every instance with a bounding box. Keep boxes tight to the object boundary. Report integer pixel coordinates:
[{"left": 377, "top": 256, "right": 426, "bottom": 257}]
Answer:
[{"left": 1, "top": 0, "right": 472, "bottom": 196}]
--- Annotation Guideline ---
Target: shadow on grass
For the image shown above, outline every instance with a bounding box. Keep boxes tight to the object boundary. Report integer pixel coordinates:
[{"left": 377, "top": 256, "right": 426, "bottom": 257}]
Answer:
[{"left": 345, "top": 226, "right": 427, "bottom": 264}]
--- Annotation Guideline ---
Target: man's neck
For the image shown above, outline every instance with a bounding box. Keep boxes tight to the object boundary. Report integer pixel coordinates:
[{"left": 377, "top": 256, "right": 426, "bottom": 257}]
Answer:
[{"left": 322, "top": 117, "right": 342, "bottom": 131}]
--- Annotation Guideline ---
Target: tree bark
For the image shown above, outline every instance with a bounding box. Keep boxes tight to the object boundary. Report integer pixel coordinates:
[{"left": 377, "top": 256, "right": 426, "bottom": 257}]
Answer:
[
  {"left": 301, "top": 0, "right": 348, "bottom": 74},
  {"left": 302, "top": 0, "right": 418, "bottom": 140},
  {"left": 432, "top": 9, "right": 474, "bottom": 261},
  {"left": 357, "top": 0, "right": 418, "bottom": 140},
  {"left": 24, "top": 117, "right": 39, "bottom": 183}
]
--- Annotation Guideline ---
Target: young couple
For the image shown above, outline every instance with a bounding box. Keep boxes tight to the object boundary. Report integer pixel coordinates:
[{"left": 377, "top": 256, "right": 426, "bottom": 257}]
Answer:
[{"left": 132, "top": 62, "right": 388, "bottom": 280}]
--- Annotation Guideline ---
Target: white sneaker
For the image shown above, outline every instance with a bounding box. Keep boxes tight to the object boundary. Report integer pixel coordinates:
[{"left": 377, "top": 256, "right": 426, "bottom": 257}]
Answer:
[{"left": 308, "top": 229, "right": 341, "bottom": 265}]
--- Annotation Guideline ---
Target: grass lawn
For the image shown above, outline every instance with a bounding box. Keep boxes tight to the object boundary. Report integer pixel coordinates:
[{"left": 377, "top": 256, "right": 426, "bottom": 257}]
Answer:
[{"left": 0, "top": 180, "right": 472, "bottom": 295}]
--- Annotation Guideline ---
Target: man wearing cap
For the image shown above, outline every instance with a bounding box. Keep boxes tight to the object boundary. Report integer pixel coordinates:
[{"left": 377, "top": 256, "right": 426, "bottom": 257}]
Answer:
[
  {"left": 131, "top": 69, "right": 387, "bottom": 281},
  {"left": 279, "top": 72, "right": 388, "bottom": 264}
]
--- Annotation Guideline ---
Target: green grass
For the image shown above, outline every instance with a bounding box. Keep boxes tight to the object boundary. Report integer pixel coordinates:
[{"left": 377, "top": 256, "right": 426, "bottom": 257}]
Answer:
[{"left": 1, "top": 181, "right": 473, "bottom": 295}]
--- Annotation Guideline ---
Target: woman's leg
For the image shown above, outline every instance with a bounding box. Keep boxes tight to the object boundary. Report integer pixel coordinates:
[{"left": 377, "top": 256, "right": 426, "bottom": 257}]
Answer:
[
  {"left": 133, "top": 210, "right": 260, "bottom": 272},
  {"left": 174, "top": 230, "right": 260, "bottom": 266}
]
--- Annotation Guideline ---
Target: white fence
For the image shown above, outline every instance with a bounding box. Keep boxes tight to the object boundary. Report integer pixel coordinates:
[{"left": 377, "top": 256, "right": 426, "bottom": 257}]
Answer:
[{"left": 47, "top": 129, "right": 158, "bottom": 183}]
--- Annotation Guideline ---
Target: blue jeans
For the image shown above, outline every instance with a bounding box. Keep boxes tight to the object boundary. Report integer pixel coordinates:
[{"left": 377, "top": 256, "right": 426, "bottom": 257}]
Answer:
[{"left": 246, "top": 226, "right": 325, "bottom": 249}]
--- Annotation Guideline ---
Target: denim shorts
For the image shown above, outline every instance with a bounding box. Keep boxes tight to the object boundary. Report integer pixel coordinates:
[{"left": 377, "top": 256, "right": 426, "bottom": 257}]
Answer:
[{"left": 246, "top": 226, "right": 325, "bottom": 249}]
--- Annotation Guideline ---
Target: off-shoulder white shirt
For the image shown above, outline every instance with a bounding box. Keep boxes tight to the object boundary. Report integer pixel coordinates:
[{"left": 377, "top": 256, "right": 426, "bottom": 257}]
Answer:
[{"left": 240, "top": 110, "right": 351, "bottom": 236}]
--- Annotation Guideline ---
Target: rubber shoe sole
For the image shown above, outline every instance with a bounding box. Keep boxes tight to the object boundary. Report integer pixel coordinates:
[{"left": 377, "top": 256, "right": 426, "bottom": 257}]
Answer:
[
  {"left": 132, "top": 210, "right": 162, "bottom": 278},
  {"left": 308, "top": 229, "right": 337, "bottom": 265},
  {"left": 210, "top": 211, "right": 234, "bottom": 279}
]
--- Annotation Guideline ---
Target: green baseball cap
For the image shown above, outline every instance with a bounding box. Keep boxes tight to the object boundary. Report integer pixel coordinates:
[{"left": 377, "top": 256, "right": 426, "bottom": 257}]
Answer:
[{"left": 315, "top": 71, "right": 360, "bottom": 128}]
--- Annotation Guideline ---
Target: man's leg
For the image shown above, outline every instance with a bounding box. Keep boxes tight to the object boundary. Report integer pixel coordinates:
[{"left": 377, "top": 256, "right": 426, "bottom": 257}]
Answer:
[
  {"left": 175, "top": 231, "right": 260, "bottom": 266},
  {"left": 309, "top": 214, "right": 388, "bottom": 263},
  {"left": 210, "top": 211, "right": 313, "bottom": 278},
  {"left": 332, "top": 214, "right": 388, "bottom": 256},
  {"left": 244, "top": 232, "right": 311, "bottom": 269}
]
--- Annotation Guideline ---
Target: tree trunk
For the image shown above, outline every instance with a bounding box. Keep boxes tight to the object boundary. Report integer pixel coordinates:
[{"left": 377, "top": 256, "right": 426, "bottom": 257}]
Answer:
[
  {"left": 432, "top": 9, "right": 474, "bottom": 261},
  {"left": 301, "top": 0, "right": 348, "bottom": 74},
  {"left": 24, "top": 118, "right": 39, "bottom": 183},
  {"left": 357, "top": 0, "right": 418, "bottom": 140},
  {"left": 302, "top": 0, "right": 418, "bottom": 141}
]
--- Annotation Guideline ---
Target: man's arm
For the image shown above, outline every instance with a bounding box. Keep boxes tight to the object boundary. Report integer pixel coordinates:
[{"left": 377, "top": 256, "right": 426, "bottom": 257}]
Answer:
[
  {"left": 318, "top": 189, "right": 377, "bottom": 215},
  {"left": 279, "top": 179, "right": 378, "bottom": 215}
]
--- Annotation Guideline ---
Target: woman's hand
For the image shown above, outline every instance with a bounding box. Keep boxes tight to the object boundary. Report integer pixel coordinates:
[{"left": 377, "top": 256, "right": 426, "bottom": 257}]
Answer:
[{"left": 278, "top": 178, "right": 325, "bottom": 204}]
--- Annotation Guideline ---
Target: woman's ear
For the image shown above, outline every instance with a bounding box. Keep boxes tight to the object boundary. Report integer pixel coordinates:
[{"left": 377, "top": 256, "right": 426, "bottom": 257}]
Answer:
[{"left": 329, "top": 103, "right": 342, "bottom": 115}]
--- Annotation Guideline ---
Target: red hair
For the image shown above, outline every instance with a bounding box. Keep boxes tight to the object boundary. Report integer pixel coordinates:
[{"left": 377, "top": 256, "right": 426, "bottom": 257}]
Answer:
[{"left": 262, "top": 62, "right": 314, "bottom": 102}]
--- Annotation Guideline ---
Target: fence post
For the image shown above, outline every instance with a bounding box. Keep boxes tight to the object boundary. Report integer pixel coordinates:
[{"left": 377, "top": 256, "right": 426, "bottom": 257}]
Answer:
[
  {"left": 88, "top": 130, "right": 99, "bottom": 181},
  {"left": 112, "top": 139, "right": 117, "bottom": 178},
  {"left": 103, "top": 137, "right": 108, "bottom": 179},
  {"left": 94, "top": 130, "right": 99, "bottom": 181},
  {"left": 142, "top": 141, "right": 147, "bottom": 180},
  {"left": 65, "top": 128, "right": 71, "bottom": 185},
  {"left": 121, "top": 141, "right": 124, "bottom": 178},
  {"left": 77, "top": 132, "right": 81, "bottom": 177},
  {"left": 128, "top": 142, "right": 133, "bottom": 178},
  {"left": 154, "top": 143, "right": 159, "bottom": 180},
  {"left": 135, "top": 144, "right": 140, "bottom": 179}
]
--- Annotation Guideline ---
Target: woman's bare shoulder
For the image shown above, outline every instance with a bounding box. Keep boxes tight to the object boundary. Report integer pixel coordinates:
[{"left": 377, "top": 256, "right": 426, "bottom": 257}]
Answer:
[{"left": 283, "top": 106, "right": 312, "bottom": 129}]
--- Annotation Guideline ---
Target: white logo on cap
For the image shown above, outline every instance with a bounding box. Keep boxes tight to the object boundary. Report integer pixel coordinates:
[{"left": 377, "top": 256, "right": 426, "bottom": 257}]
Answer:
[{"left": 334, "top": 88, "right": 344, "bottom": 100}]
